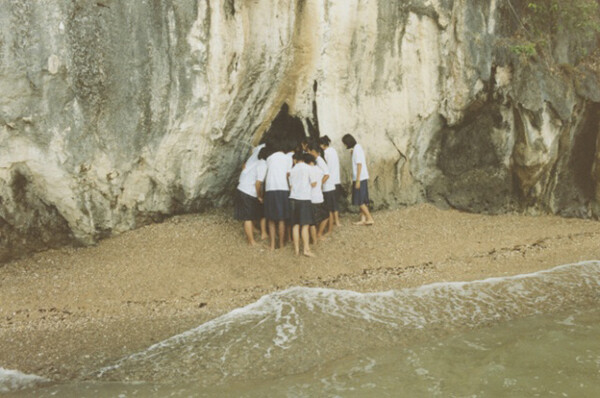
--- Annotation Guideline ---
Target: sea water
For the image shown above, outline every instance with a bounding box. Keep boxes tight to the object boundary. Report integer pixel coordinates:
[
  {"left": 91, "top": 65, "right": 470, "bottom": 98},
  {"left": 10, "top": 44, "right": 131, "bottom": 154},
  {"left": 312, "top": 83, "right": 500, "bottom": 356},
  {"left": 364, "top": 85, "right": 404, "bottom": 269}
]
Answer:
[{"left": 3, "top": 262, "right": 600, "bottom": 397}]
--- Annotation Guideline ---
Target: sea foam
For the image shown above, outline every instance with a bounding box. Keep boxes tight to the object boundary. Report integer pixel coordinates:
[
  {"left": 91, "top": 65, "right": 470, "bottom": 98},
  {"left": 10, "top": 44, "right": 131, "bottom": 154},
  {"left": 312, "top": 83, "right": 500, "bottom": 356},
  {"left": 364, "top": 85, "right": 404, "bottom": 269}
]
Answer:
[{"left": 0, "top": 367, "right": 48, "bottom": 393}]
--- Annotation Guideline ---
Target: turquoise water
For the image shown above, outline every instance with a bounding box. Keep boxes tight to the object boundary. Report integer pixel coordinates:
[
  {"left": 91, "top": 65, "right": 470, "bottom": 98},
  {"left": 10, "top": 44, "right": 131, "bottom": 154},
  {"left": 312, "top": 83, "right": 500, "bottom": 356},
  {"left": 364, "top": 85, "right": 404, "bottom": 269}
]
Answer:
[{"left": 3, "top": 262, "right": 600, "bottom": 397}]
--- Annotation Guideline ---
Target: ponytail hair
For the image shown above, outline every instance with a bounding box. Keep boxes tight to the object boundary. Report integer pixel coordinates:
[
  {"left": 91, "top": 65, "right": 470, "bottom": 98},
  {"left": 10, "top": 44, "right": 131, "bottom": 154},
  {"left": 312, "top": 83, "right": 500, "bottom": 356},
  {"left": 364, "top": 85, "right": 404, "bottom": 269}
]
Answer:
[
  {"left": 258, "top": 146, "right": 271, "bottom": 160},
  {"left": 319, "top": 135, "right": 331, "bottom": 146},
  {"left": 303, "top": 152, "right": 316, "bottom": 165}
]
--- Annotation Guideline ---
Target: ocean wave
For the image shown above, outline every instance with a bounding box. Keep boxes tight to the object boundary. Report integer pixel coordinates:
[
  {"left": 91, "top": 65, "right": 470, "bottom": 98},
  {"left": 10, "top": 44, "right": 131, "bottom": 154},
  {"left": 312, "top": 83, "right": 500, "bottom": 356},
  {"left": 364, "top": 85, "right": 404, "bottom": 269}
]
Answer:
[{"left": 96, "top": 261, "right": 600, "bottom": 385}]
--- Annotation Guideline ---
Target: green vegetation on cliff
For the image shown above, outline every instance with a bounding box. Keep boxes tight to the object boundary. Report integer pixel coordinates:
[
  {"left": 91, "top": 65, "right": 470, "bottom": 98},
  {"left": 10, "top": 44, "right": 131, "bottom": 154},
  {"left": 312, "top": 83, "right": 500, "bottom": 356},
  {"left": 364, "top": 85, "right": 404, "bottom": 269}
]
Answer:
[{"left": 509, "top": 0, "right": 600, "bottom": 62}]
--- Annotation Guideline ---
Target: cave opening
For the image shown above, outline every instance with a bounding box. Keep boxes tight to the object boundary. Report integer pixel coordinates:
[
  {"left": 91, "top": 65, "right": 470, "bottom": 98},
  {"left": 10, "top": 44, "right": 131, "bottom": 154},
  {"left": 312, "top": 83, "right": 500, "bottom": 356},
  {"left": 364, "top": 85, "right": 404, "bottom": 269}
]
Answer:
[
  {"left": 260, "top": 102, "right": 320, "bottom": 152},
  {"left": 259, "top": 83, "right": 321, "bottom": 151},
  {"left": 570, "top": 103, "right": 600, "bottom": 201}
]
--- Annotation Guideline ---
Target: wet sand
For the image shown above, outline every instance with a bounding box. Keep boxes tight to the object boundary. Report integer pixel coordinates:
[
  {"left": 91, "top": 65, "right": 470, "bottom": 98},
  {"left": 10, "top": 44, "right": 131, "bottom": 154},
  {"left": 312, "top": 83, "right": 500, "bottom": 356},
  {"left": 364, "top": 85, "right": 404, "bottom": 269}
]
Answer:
[{"left": 1, "top": 204, "right": 599, "bottom": 380}]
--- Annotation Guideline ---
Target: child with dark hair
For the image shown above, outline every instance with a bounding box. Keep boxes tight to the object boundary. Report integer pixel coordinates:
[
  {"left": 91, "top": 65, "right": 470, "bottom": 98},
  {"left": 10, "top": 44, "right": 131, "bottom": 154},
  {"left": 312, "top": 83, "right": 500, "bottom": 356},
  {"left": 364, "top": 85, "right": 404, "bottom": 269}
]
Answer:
[
  {"left": 235, "top": 149, "right": 268, "bottom": 245},
  {"left": 342, "top": 134, "right": 374, "bottom": 226},
  {"left": 305, "top": 153, "right": 330, "bottom": 243},
  {"left": 306, "top": 142, "right": 330, "bottom": 236},
  {"left": 320, "top": 135, "right": 342, "bottom": 230},
  {"left": 244, "top": 142, "right": 265, "bottom": 170},
  {"left": 264, "top": 146, "right": 293, "bottom": 250},
  {"left": 307, "top": 142, "right": 329, "bottom": 180},
  {"left": 289, "top": 153, "right": 317, "bottom": 257}
]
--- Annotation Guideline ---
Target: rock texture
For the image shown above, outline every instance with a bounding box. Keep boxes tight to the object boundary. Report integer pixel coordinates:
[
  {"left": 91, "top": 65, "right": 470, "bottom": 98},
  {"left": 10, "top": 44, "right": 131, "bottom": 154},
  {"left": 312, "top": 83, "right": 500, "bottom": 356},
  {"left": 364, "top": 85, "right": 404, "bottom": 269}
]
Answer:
[{"left": 0, "top": 0, "right": 599, "bottom": 261}]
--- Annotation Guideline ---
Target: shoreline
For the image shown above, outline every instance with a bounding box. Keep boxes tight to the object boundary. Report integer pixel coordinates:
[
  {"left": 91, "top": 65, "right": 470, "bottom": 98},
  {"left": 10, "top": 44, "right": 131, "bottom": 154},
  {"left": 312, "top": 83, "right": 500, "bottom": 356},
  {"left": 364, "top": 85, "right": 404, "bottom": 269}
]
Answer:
[{"left": 1, "top": 204, "right": 599, "bottom": 380}]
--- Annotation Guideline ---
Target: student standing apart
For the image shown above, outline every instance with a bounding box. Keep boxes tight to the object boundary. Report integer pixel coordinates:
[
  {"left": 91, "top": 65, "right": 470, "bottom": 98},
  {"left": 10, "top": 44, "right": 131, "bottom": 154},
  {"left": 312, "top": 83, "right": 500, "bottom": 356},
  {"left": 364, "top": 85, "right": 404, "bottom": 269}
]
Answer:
[
  {"left": 289, "top": 153, "right": 317, "bottom": 257},
  {"left": 264, "top": 149, "right": 293, "bottom": 250},
  {"left": 342, "top": 134, "right": 375, "bottom": 226}
]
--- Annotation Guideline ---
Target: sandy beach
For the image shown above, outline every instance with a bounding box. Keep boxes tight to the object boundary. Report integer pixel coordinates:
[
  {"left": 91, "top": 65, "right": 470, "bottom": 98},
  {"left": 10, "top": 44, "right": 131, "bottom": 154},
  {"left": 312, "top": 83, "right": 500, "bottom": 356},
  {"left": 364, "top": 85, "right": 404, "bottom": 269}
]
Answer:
[{"left": 1, "top": 204, "right": 599, "bottom": 380}]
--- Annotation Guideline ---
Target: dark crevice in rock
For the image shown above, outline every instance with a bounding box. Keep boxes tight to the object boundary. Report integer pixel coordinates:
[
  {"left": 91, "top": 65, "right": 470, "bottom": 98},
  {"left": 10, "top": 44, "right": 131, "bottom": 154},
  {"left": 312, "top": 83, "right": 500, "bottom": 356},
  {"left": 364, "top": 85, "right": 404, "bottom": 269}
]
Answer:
[
  {"left": 305, "top": 80, "right": 321, "bottom": 141},
  {"left": 570, "top": 104, "right": 599, "bottom": 198},
  {"left": 427, "top": 96, "right": 516, "bottom": 214},
  {"left": 261, "top": 103, "right": 308, "bottom": 147},
  {"left": 223, "top": 0, "right": 235, "bottom": 18},
  {"left": 0, "top": 168, "right": 74, "bottom": 264},
  {"left": 551, "top": 102, "right": 600, "bottom": 217}
]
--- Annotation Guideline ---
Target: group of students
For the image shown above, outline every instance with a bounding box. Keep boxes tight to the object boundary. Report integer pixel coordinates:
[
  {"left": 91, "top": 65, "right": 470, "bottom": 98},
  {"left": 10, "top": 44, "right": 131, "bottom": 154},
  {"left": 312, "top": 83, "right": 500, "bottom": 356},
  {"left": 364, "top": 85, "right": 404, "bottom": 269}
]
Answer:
[{"left": 235, "top": 133, "right": 375, "bottom": 257}]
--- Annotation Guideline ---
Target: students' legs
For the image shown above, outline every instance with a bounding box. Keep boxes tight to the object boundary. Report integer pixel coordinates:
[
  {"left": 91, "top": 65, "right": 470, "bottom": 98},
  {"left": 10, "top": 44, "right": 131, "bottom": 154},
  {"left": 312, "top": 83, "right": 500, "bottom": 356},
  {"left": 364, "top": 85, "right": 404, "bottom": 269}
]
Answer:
[
  {"left": 243, "top": 221, "right": 256, "bottom": 246},
  {"left": 309, "top": 225, "right": 317, "bottom": 244},
  {"left": 334, "top": 211, "right": 341, "bottom": 226},
  {"left": 317, "top": 219, "right": 329, "bottom": 238},
  {"left": 354, "top": 212, "right": 366, "bottom": 225},
  {"left": 359, "top": 204, "right": 374, "bottom": 224},
  {"left": 278, "top": 221, "right": 286, "bottom": 248},
  {"left": 260, "top": 218, "right": 268, "bottom": 240},
  {"left": 301, "top": 225, "right": 314, "bottom": 257},
  {"left": 268, "top": 220, "right": 276, "bottom": 250},
  {"left": 326, "top": 212, "right": 334, "bottom": 234},
  {"left": 292, "top": 225, "right": 300, "bottom": 256}
]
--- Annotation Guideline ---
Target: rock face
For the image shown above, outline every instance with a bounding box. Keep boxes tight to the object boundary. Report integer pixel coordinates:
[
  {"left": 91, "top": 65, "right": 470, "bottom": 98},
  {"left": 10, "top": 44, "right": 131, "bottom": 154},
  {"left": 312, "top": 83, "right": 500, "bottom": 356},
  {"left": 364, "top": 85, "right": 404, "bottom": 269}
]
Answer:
[{"left": 0, "top": 0, "right": 599, "bottom": 261}]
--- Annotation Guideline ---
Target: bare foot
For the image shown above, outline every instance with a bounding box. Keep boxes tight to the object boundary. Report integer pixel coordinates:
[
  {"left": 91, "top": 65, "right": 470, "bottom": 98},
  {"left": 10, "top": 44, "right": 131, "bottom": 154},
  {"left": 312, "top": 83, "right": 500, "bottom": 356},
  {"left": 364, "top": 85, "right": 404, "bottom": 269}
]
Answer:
[
  {"left": 364, "top": 220, "right": 375, "bottom": 226},
  {"left": 303, "top": 251, "right": 315, "bottom": 258},
  {"left": 353, "top": 221, "right": 366, "bottom": 226},
  {"left": 260, "top": 234, "right": 268, "bottom": 241}
]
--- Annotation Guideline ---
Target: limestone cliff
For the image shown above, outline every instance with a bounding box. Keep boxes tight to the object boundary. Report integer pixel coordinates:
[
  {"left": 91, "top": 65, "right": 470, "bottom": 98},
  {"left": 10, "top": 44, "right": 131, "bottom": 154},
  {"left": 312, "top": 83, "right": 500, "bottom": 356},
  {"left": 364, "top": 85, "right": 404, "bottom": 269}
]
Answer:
[{"left": 1, "top": 0, "right": 599, "bottom": 261}]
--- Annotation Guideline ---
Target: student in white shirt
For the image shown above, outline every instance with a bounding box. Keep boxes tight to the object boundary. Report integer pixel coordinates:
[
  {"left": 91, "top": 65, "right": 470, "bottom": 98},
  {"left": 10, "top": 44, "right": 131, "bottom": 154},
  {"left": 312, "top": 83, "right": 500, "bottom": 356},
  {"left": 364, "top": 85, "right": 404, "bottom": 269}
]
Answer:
[
  {"left": 285, "top": 139, "right": 300, "bottom": 242},
  {"left": 289, "top": 153, "right": 317, "bottom": 257},
  {"left": 320, "top": 136, "right": 342, "bottom": 231},
  {"left": 342, "top": 134, "right": 375, "bottom": 226},
  {"left": 255, "top": 147, "right": 269, "bottom": 240},
  {"left": 234, "top": 150, "right": 267, "bottom": 245},
  {"left": 264, "top": 146, "right": 293, "bottom": 250},
  {"left": 305, "top": 153, "right": 330, "bottom": 243},
  {"left": 307, "top": 141, "right": 330, "bottom": 184}
]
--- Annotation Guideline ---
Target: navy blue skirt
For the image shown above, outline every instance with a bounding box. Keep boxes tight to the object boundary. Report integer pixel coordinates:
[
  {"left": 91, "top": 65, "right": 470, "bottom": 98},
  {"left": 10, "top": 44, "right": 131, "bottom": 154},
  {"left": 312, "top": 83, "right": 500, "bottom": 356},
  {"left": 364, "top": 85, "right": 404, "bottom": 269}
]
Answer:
[
  {"left": 290, "top": 199, "right": 314, "bottom": 226},
  {"left": 351, "top": 180, "right": 370, "bottom": 206},
  {"left": 323, "top": 190, "right": 339, "bottom": 212},
  {"left": 264, "top": 190, "right": 291, "bottom": 221},
  {"left": 312, "top": 202, "right": 329, "bottom": 225},
  {"left": 234, "top": 190, "right": 260, "bottom": 221}
]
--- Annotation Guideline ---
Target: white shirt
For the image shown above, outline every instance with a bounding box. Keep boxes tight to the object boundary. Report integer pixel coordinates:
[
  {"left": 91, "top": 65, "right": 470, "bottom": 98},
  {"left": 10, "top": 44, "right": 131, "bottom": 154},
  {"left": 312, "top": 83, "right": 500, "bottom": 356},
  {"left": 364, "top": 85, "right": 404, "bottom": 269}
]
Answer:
[
  {"left": 237, "top": 159, "right": 266, "bottom": 198},
  {"left": 289, "top": 162, "right": 315, "bottom": 201},
  {"left": 351, "top": 143, "right": 369, "bottom": 181},
  {"left": 323, "top": 147, "right": 340, "bottom": 191},
  {"left": 310, "top": 165, "right": 324, "bottom": 204},
  {"left": 316, "top": 156, "right": 330, "bottom": 179},
  {"left": 256, "top": 159, "right": 267, "bottom": 183},
  {"left": 245, "top": 143, "right": 265, "bottom": 169},
  {"left": 266, "top": 152, "right": 292, "bottom": 191}
]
